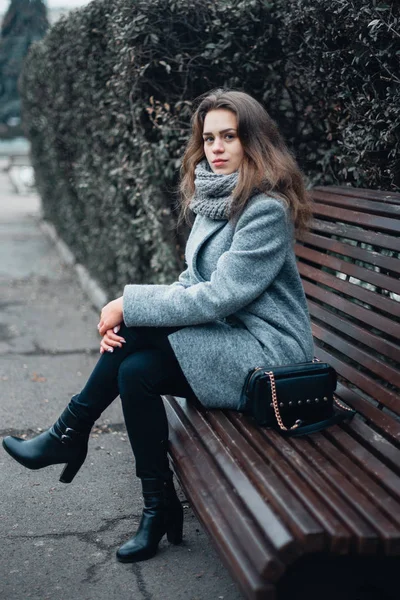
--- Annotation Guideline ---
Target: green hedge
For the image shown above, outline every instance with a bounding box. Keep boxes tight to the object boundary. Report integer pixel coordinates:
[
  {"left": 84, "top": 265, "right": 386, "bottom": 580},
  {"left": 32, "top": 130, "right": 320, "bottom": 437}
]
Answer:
[{"left": 20, "top": 0, "right": 399, "bottom": 298}]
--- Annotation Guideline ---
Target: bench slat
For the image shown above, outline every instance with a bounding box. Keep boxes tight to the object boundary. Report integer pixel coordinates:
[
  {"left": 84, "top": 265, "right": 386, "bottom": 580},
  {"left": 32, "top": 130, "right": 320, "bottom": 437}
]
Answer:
[
  {"left": 333, "top": 383, "right": 400, "bottom": 443},
  {"left": 206, "top": 411, "right": 326, "bottom": 554},
  {"left": 262, "top": 429, "right": 380, "bottom": 554},
  {"left": 313, "top": 341, "right": 399, "bottom": 414},
  {"left": 325, "top": 426, "right": 400, "bottom": 494},
  {"left": 290, "top": 436, "right": 400, "bottom": 555},
  {"left": 228, "top": 413, "right": 352, "bottom": 555},
  {"left": 303, "top": 280, "right": 399, "bottom": 342},
  {"left": 296, "top": 243, "right": 400, "bottom": 296},
  {"left": 174, "top": 463, "right": 277, "bottom": 600},
  {"left": 308, "top": 300, "right": 400, "bottom": 363},
  {"left": 314, "top": 433, "right": 400, "bottom": 531},
  {"left": 310, "top": 219, "right": 400, "bottom": 253},
  {"left": 299, "top": 231, "right": 400, "bottom": 275},
  {"left": 311, "top": 190, "right": 400, "bottom": 217},
  {"left": 164, "top": 396, "right": 283, "bottom": 595},
  {"left": 314, "top": 186, "right": 400, "bottom": 205},
  {"left": 299, "top": 263, "right": 400, "bottom": 322},
  {"left": 311, "top": 321, "right": 400, "bottom": 388},
  {"left": 180, "top": 401, "right": 300, "bottom": 566},
  {"left": 313, "top": 203, "right": 400, "bottom": 235}
]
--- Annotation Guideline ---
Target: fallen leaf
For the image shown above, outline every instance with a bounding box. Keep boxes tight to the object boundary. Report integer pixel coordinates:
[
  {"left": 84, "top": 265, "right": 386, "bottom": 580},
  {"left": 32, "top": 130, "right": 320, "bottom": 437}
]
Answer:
[{"left": 31, "top": 372, "right": 47, "bottom": 382}]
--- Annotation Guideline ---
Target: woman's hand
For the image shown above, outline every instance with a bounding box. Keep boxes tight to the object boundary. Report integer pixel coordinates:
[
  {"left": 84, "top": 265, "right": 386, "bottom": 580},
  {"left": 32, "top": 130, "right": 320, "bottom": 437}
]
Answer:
[
  {"left": 100, "top": 325, "right": 126, "bottom": 354},
  {"left": 98, "top": 297, "right": 123, "bottom": 337}
]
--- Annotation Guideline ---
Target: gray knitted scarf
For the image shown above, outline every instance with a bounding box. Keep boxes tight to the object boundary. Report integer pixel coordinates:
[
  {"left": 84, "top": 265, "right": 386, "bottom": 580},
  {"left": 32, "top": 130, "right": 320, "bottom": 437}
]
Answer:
[{"left": 189, "top": 160, "right": 239, "bottom": 220}]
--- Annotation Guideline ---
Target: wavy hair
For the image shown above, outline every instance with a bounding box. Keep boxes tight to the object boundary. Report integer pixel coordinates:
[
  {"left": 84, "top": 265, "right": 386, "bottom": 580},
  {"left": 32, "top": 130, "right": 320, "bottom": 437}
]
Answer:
[{"left": 178, "top": 89, "right": 313, "bottom": 234}]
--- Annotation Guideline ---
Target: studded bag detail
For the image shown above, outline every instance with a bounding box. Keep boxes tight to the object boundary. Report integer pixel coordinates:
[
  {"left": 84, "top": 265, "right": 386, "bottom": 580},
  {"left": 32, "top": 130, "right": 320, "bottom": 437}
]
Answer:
[{"left": 240, "top": 359, "right": 355, "bottom": 437}]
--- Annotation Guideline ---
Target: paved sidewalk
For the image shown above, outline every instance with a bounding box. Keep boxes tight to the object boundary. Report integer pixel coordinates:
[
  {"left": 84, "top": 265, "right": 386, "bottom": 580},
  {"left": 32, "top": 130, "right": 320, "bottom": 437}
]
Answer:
[{"left": 0, "top": 163, "right": 242, "bottom": 600}]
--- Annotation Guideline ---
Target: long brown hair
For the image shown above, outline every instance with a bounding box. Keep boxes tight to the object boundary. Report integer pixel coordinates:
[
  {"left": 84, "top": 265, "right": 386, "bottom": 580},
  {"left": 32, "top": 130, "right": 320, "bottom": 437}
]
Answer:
[{"left": 178, "top": 89, "right": 313, "bottom": 234}]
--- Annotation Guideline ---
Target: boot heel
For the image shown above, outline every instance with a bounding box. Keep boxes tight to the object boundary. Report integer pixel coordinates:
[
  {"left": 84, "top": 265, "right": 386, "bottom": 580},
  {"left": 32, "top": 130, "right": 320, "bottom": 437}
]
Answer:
[
  {"left": 166, "top": 508, "right": 184, "bottom": 544},
  {"left": 59, "top": 447, "right": 87, "bottom": 484}
]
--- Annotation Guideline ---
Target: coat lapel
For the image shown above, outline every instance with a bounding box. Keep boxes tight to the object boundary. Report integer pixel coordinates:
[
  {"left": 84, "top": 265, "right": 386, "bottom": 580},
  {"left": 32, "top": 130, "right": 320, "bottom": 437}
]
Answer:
[{"left": 188, "top": 218, "right": 226, "bottom": 283}]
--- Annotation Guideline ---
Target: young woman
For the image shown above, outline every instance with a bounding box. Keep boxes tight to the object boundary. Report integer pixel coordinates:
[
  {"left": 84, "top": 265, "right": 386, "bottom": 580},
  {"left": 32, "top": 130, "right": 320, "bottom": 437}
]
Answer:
[{"left": 3, "top": 89, "right": 314, "bottom": 563}]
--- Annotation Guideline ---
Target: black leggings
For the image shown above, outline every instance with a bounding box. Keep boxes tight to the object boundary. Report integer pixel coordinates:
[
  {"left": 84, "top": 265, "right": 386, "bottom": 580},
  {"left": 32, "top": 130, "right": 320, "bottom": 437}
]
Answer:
[{"left": 69, "top": 323, "right": 195, "bottom": 480}]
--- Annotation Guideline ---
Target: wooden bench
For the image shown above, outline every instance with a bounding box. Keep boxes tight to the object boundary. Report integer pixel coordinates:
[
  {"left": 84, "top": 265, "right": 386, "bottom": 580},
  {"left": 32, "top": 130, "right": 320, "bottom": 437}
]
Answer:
[{"left": 163, "top": 185, "right": 400, "bottom": 600}]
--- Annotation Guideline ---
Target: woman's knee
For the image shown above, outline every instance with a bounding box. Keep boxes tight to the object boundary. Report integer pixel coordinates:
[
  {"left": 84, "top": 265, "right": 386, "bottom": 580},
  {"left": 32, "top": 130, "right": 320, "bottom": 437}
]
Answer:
[
  {"left": 118, "top": 355, "right": 140, "bottom": 394},
  {"left": 117, "top": 351, "right": 160, "bottom": 398}
]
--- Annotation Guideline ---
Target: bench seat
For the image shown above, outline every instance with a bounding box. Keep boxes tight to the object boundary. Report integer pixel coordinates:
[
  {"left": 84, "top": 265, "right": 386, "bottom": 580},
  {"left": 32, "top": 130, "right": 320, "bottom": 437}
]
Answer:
[{"left": 163, "top": 185, "right": 400, "bottom": 600}]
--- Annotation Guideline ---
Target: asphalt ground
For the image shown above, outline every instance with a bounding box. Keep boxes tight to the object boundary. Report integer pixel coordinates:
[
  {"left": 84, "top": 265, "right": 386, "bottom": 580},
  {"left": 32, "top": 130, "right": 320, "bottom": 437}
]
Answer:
[{"left": 0, "top": 162, "right": 243, "bottom": 600}]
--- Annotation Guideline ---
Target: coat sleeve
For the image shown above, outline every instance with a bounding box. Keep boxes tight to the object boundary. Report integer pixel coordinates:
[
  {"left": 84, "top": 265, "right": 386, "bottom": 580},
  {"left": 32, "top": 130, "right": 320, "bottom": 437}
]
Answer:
[{"left": 123, "top": 197, "right": 290, "bottom": 327}]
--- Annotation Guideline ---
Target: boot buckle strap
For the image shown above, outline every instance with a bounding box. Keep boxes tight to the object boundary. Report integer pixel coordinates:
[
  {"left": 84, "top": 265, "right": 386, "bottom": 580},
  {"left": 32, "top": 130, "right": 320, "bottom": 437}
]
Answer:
[{"left": 61, "top": 427, "right": 80, "bottom": 445}]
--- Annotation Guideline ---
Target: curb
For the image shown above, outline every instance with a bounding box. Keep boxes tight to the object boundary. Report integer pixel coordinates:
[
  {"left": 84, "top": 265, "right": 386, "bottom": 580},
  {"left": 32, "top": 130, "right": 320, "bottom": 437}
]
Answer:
[{"left": 40, "top": 219, "right": 108, "bottom": 311}]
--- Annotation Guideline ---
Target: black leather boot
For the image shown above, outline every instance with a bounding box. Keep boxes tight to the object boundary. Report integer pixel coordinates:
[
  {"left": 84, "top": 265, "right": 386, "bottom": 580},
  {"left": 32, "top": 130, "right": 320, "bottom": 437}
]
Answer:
[
  {"left": 2, "top": 405, "right": 92, "bottom": 484},
  {"left": 116, "top": 477, "right": 184, "bottom": 563}
]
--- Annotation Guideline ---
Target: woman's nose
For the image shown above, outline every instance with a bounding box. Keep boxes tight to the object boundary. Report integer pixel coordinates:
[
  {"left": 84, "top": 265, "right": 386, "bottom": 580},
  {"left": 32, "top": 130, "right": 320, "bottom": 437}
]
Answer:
[{"left": 212, "top": 137, "right": 224, "bottom": 152}]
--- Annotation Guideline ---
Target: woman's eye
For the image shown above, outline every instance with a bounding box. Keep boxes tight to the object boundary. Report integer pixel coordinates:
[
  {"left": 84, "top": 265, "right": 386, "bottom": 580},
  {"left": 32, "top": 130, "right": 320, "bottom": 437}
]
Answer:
[{"left": 203, "top": 133, "right": 236, "bottom": 143}]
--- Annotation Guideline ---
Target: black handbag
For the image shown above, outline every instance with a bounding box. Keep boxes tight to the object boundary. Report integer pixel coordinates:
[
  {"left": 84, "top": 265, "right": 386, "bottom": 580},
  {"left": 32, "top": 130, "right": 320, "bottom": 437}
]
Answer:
[{"left": 240, "top": 359, "right": 355, "bottom": 437}]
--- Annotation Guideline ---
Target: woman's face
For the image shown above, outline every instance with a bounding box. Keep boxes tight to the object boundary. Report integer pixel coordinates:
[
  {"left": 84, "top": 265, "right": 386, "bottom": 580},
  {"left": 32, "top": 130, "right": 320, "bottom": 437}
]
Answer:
[{"left": 203, "top": 109, "right": 244, "bottom": 175}]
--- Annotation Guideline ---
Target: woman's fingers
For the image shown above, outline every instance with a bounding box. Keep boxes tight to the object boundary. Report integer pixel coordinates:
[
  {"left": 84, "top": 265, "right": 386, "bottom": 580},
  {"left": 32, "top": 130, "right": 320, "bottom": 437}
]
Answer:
[
  {"left": 100, "top": 330, "right": 126, "bottom": 354},
  {"left": 105, "top": 329, "right": 126, "bottom": 344},
  {"left": 100, "top": 338, "right": 116, "bottom": 353},
  {"left": 103, "top": 336, "right": 121, "bottom": 348},
  {"left": 98, "top": 320, "right": 123, "bottom": 337}
]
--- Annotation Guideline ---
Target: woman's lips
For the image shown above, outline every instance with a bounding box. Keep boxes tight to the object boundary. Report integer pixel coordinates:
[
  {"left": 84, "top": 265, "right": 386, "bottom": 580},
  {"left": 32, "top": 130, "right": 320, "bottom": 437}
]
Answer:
[{"left": 213, "top": 159, "right": 227, "bottom": 166}]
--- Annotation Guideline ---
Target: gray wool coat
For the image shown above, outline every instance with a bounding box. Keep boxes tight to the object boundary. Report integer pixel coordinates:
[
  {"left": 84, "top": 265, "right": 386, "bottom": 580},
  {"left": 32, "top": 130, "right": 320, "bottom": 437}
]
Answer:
[{"left": 123, "top": 193, "right": 315, "bottom": 410}]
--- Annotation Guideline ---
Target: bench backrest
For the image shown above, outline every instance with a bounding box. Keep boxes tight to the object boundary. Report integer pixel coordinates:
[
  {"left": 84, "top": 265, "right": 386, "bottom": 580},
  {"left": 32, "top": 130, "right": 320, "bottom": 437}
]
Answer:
[{"left": 296, "top": 186, "right": 400, "bottom": 447}]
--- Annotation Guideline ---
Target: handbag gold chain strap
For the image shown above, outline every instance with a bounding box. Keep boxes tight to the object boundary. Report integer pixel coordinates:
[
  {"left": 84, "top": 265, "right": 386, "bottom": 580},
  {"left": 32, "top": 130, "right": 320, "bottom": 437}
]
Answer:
[
  {"left": 266, "top": 365, "right": 354, "bottom": 432},
  {"left": 332, "top": 397, "right": 354, "bottom": 412},
  {"left": 266, "top": 370, "right": 301, "bottom": 432}
]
